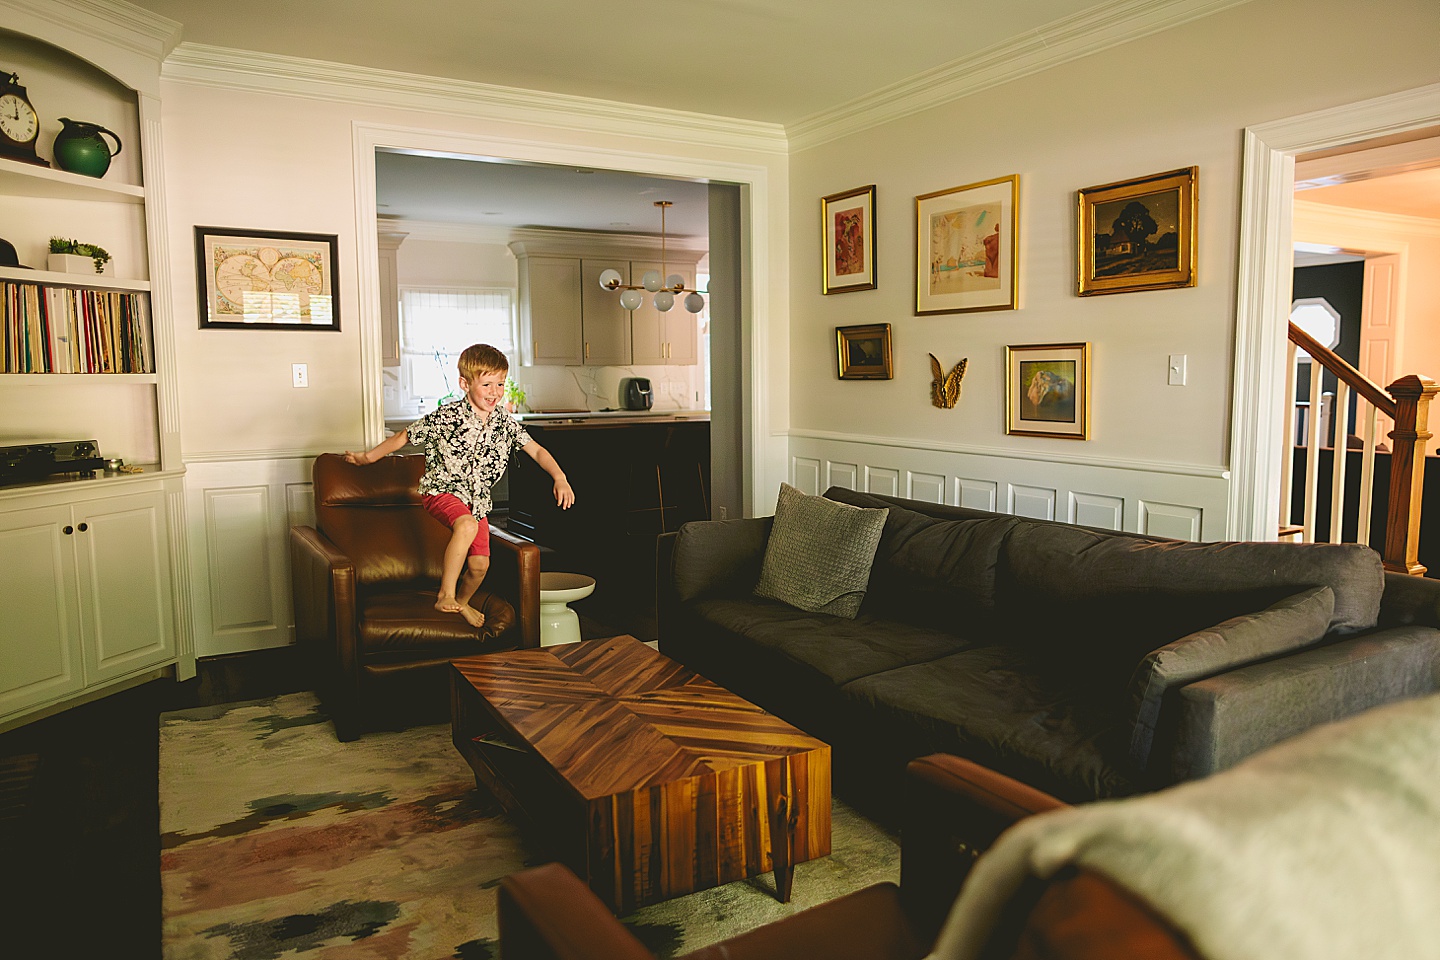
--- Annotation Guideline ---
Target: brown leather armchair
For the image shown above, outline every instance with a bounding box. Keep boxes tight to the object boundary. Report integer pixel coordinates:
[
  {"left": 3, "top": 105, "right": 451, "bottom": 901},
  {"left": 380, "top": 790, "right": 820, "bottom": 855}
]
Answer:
[
  {"left": 498, "top": 754, "right": 1200, "bottom": 960},
  {"left": 291, "top": 453, "right": 541, "bottom": 741}
]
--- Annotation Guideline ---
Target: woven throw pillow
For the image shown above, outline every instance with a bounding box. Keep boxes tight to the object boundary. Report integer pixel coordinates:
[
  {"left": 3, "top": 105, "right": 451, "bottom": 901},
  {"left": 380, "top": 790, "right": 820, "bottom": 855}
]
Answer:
[
  {"left": 1127, "top": 585, "right": 1335, "bottom": 770},
  {"left": 753, "top": 483, "right": 888, "bottom": 618}
]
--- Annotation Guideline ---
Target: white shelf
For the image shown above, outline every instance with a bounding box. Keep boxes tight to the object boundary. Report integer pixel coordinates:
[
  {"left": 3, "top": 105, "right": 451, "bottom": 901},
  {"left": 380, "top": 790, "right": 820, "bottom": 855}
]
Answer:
[
  {"left": 0, "top": 373, "right": 158, "bottom": 383},
  {"left": 0, "top": 266, "right": 150, "bottom": 292},
  {"left": 0, "top": 156, "right": 144, "bottom": 203}
]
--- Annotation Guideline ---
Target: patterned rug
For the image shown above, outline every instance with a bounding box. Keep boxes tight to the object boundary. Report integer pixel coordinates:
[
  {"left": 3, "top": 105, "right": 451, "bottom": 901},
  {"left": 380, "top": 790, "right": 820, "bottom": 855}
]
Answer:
[{"left": 160, "top": 692, "right": 900, "bottom": 959}]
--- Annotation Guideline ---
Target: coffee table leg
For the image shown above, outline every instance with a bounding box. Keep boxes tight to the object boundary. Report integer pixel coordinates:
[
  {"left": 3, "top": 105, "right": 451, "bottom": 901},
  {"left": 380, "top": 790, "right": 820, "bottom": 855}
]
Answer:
[{"left": 766, "top": 794, "right": 800, "bottom": 903}]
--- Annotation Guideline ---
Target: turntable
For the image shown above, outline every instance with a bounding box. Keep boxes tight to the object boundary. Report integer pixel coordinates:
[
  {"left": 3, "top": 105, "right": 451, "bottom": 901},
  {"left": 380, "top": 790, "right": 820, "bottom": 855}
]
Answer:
[{"left": 0, "top": 439, "right": 107, "bottom": 486}]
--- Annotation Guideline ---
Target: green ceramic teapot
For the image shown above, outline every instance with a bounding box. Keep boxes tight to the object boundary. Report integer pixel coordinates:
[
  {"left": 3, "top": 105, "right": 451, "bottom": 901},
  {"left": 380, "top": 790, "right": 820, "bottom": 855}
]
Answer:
[{"left": 52, "top": 118, "right": 123, "bottom": 178}]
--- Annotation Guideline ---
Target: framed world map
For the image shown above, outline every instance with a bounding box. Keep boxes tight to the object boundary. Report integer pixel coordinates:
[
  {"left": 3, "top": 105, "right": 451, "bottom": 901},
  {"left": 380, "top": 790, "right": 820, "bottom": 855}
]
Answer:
[{"left": 195, "top": 226, "right": 340, "bottom": 330}]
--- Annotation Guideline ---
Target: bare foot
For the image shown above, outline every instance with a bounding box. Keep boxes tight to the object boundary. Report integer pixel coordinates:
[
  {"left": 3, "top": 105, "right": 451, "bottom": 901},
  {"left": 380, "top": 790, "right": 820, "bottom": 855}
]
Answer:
[
  {"left": 458, "top": 605, "right": 486, "bottom": 629},
  {"left": 435, "top": 596, "right": 463, "bottom": 614}
]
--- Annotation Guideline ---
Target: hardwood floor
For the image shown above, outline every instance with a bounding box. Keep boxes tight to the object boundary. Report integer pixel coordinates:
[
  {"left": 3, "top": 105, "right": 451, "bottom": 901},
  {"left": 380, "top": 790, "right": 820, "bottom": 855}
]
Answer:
[{"left": 0, "top": 622, "right": 622, "bottom": 958}]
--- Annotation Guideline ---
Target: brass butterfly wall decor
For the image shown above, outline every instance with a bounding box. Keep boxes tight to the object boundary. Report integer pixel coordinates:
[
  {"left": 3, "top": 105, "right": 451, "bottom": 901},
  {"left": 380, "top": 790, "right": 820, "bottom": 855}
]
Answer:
[{"left": 929, "top": 354, "right": 967, "bottom": 409}]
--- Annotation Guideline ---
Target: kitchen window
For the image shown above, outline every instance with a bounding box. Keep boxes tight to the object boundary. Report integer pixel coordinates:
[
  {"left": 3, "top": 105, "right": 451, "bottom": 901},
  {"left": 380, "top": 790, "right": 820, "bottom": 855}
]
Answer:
[{"left": 398, "top": 286, "right": 516, "bottom": 414}]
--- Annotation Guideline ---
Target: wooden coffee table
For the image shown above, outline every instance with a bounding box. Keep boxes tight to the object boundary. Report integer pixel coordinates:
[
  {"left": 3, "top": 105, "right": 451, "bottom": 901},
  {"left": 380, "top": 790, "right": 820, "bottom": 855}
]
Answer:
[{"left": 450, "top": 634, "right": 831, "bottom": 914}]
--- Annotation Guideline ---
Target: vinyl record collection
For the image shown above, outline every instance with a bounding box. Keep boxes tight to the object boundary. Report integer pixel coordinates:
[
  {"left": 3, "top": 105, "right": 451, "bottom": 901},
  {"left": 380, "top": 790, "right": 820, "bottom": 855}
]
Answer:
[{"left": 2, "top": 280, "right": 152, "bottom": 373}]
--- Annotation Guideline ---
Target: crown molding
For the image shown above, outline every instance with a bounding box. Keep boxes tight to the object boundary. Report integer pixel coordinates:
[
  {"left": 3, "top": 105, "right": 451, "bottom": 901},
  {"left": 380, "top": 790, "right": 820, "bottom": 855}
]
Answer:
[
  {"left": 1294, "top": 199, "right": 1440, "bottom": 241},
  {"left": 377, "top": 217, "right": 514, "bottom": 245},
  {"left": 1, "top": 0, "right": 182, "bottom": 94},
  {"left": 786, "top": 0, "right": 1256, "bottom": 152},
  {"left": 162, "top": 42, "right": 788, "bottom": 157}
]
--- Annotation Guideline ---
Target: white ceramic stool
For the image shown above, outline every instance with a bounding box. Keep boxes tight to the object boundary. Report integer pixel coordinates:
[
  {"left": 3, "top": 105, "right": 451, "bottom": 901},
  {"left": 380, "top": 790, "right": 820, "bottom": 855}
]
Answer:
[{"left": 538, "top": 572, "right": 596, "bottom": 647}]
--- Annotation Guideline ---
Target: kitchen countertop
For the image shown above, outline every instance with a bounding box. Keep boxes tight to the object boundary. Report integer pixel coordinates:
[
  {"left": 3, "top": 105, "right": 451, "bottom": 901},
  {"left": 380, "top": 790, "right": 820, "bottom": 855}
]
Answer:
[{"left": 516, "top": 409, "right": 710, "bottom": 426}]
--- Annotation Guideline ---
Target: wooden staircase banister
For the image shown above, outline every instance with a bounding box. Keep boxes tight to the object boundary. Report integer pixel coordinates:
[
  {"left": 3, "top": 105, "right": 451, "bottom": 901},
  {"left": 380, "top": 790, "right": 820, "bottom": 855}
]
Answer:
[
  {"left": 1285, "top": 322, "right": 1435, "bottom": 576},
  {"left": 1288, "top": 323, "right": 1395, "bottom": 418}
]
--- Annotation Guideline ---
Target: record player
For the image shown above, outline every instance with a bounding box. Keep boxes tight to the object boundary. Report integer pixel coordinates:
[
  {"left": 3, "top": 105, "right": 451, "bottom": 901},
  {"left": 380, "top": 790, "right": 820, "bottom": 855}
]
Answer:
[{"left": 0, "top": 439, "right": 107, "bottom": 485}]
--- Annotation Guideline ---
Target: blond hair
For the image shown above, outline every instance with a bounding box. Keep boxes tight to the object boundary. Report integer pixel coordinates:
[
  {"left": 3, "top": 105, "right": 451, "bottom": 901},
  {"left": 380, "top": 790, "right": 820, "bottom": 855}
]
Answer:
[{"left": 458, "top": 343, "right": 510, "bottom": 382}]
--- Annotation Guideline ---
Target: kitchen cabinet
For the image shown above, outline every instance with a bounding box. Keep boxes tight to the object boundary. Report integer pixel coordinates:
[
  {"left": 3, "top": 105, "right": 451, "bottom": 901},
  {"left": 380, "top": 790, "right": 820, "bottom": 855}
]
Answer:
[
  {"left": 579, "top": 259, "right": 631, "bottom": 365},
  {"left": 518, "top": 255, "right": 583, "bottom": 365},
  {"left": 630, "top": 261, "right": 698, "bottom": 365},
  {"left": 0, "top": 485, "right": 176, "bottom": 726}
]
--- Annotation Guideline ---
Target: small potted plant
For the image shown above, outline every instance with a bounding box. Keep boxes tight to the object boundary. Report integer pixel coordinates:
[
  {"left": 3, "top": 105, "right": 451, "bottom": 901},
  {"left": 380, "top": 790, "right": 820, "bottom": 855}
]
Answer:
[
  {"left": 505, "top": 377, "right": 529, "bottom": 414},
  {"left": 48, "top": 236, "right": 113, "bottom": 276}
]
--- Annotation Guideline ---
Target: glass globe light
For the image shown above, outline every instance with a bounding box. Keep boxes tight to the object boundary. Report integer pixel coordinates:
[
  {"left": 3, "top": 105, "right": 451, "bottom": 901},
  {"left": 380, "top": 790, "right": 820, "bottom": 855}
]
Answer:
[
  {"left": 641, "top": 270, "right": 662, "bottom": 292},
  {"left": 597, "top": 268, "right": 623, "bottom": 290},
  {"left": 653, "top": 291, "right": 675, "bottom": 312},
  {"left": 619, "top": 289, "right": 644, "bottom": 311},
  {"left": 684, "top": 292, "right": 706, "bottom": 313},
  {"left": 666, "top": 273, "right": 685, "bottom": 291}
]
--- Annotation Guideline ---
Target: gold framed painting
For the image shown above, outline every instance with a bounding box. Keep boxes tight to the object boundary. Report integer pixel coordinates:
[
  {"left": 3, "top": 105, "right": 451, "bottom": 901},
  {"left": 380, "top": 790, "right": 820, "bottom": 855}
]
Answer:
[
  {"left": 1005, "top": 342, "right": 1091, "bottom": 439},
  {"left": 1077, "top": 166, "right": 1196, "bottom": 296},
  {"left": 836, "top": 323, "right": 892, "bottom": 380},
  {"left": 915, "top": 174, "right": 1018, "bottom": 315},
  {"left": 822, "top": 184, "right": 877, "bottom": 294}
]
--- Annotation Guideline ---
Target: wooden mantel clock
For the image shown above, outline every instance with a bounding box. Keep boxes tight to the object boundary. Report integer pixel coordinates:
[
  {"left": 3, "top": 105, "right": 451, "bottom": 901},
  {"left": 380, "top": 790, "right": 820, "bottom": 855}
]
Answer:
[{"left": 0, "top": 71, "right": 48, "bottom": 167}]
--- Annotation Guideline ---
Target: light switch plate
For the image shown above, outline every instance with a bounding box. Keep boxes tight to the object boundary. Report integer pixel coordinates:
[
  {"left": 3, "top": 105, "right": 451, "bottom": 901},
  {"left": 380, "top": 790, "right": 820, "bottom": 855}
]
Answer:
[
  {"left": 1168, "top": 354, "right": 1186, "bottom": 386},
  {"left": 293, "top": 363, "right": 308, "bottom": 388}
]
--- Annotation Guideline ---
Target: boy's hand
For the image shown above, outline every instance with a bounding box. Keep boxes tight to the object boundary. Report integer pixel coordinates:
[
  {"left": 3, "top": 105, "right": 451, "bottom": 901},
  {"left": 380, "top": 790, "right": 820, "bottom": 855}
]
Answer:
[
  {"left": 554, "top": 478, "right": 575, "bottom": 509},
  {"left": 343, "top": 450, "right": 372, "bottom": 465}
]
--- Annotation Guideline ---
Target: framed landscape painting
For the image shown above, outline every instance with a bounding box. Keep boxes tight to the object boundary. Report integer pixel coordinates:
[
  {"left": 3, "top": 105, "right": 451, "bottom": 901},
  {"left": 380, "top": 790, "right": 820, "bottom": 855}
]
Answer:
[
  {"left": 1078, "top": 167, "right": 1196, "bottom": 296},
  {"left": 1005, "top": 342, "right": 1090, "bottom": 439},
  {"left": 915, "top": 174, "right": 1018, "bottom": 315},
  {"left": 836, "top": 323, "right": 893, "bottom": 379},
  {"left": 822, "top": 184, "right": 877, "bottom": 294}
]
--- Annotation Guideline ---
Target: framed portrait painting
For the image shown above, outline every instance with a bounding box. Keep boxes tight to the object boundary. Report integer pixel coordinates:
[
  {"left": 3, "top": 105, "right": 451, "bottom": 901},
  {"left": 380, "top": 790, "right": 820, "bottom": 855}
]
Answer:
[
  {"left": 1005, "top": 342, "right": 1090, "bottom": 439},
  {"left": 915, "top": 174, "right": 1018, "bottom": 315},
  {"left": 195, "top": 226, "right": 340, "bottom": 329},
  {"left": 1078, "top": 166, "right": 1196, "bottom": 296},
  {"left": 822, "top": 184, "right": 877, "bottom": 294},
  {"left": 836, "top": 323, "right": 893, "bottom": 380}
]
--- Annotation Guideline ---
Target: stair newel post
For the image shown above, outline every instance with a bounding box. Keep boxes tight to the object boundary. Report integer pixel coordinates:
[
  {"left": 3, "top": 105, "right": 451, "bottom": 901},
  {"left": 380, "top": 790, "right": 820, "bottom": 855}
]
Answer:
[{"left": 1383, "top": 374, "right": 1438, "bottom": 575}]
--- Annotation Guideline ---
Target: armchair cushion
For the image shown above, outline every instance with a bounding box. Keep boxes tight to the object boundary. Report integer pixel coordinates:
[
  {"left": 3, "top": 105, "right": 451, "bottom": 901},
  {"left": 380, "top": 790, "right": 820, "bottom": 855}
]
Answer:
[{"left": 357, "top": 588, "right": 514, "bottom": 663}]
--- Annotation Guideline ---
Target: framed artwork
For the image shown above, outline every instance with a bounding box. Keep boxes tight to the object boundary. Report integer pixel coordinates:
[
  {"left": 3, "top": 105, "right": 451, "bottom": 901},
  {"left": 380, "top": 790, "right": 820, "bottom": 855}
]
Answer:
[
  {"left": 836, "top": 323, "right": 893, "bottom": 380},
  {"left": 1005, "top": 342, "right": 1091, "bottom": 439},
  {"left": 915, "top": 174, "right": 1018, "bottom": 315},
  {"left": 195, "top": 226, "right": 340, "bottom": 330},
  {"left": 1077, "top": 166, "right": 1197, "bottom": 296},
  {"left": 822, "top": 184, "right": 877, "bottom": 294}
]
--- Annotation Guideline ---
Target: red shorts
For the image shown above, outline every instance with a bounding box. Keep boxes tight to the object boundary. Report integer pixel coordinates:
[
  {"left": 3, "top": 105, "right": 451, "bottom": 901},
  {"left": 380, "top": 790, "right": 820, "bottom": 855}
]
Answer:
[{"left": 421, "top": 493, "right": 490, "bottom": 557}]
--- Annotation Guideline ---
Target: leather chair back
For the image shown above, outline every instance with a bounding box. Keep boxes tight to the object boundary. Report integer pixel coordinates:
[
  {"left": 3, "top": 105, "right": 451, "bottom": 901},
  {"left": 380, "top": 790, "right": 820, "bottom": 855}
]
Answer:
[{"left": 313, "top": 453, "right": 446, "bottom": 588}]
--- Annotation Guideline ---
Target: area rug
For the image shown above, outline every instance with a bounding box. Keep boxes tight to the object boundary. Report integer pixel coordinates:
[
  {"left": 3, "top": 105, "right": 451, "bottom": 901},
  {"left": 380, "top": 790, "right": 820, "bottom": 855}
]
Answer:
[{"left": 160, "top": 692, "right": 900, "bottom": 959}]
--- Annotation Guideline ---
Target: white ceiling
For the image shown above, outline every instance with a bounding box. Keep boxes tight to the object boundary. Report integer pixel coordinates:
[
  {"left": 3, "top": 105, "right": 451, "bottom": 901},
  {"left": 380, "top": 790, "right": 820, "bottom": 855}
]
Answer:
[
  {"left": 1299, "top": 167, "right": 1440, "bottom": 222},
  {"left": 128, "top": 0, "right": 1107, "bottom": 126}
]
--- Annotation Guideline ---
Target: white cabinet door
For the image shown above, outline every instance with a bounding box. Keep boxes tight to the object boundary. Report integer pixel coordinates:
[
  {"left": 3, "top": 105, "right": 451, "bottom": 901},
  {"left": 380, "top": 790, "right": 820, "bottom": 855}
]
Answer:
[
  {"left": 630, "top": 262, "right": 697, "bottom": 365},
  {"left": 520, "top": 257, "right": 583, "bottom": 365},
  {"left": 77, "top": 491, "right": 175, "bottom": 683},
  {"left": 580, "top": 259, "right": 632, "bottom": 366},
  {"left": 0, "top": 504, "right": 84, "bottom": 719}
]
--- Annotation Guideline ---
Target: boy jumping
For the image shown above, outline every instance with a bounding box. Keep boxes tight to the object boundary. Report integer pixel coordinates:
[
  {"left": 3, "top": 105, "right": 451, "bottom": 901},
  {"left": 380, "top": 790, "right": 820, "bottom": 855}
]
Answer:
[{"left": 345, "top": 343, "right": 573, "bottom": 628}]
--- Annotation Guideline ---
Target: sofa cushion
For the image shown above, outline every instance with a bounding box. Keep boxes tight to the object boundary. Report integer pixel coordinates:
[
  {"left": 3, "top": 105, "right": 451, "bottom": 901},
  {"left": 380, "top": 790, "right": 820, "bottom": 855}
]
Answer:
[
  {"left": 672, "top": 516, "right": 773, "bottom": 603},
  {"left": 999, "top": 520, "right": 1382, "bottom": 637},
  {"left": 1127, "top": 585, "right": 1335, "bottom": 770},
  {"left": 754, "top": 483, "right": 888, "bottom": 618},
  {"left": 842, "top": 647, "right": 1136, "bottom": 802},
  {"left": 688, "top": 596, "right": 978, "bottom": 685},
  {"left": 825, "top": 487, "right": 1018, "bottom": 632}
]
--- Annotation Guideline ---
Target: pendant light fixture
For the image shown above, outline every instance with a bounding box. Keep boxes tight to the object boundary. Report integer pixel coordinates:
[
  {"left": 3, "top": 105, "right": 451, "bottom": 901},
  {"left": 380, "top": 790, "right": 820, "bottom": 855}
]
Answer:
[{"left": 597, "top": 201, "right": 707, "bottom": 314}]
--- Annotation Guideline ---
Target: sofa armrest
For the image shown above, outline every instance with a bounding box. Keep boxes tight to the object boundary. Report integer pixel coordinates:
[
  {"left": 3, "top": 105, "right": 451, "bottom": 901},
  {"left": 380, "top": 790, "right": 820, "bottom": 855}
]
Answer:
[
  {"left": 683, "top": 882, "right": 924, "bottom": 960},
  {"left": 1379, "top": 570, "right": 1440, "bottom": 628},
  {"left": 1167, "top": 625, "right": 1440, "bottom": 781},
  {"left": 900, "top": 754, "right": 1066, "bottom": 943},
  {"left": 490, "top": 526, "right": 542, "bottom": 649},
  {"left": 499, "top": 862, "right": 653, "bottom": 960},
  {"left": 289, "top": 525, "right": 358, "bottom": 680},
  {"left": 669, "top": 516, "right": 773, "bottom": 603}
]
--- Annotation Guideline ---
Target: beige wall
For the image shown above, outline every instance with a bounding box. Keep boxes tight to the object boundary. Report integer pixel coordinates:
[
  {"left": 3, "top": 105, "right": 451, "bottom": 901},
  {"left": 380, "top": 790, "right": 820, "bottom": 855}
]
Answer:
[{"left": 786, "top": 0, "right": 1440, "bottom": 476}]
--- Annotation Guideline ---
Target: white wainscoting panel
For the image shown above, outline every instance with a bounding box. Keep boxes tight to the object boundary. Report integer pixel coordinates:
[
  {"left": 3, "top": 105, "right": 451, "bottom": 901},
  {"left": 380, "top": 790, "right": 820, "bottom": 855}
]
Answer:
[
  {"left": 1139, "top": 500, "right": 1204, "bottom": 541},
  {"left": 865, "top": 466, "right": 900, "bottom": 497},
  {"left": 792, "top": 458, "right": 822, "bottom": 495},
  {"left": 1009, "top": 484, "right": 1057, "bottom": 520},
  {"left": 184, "top": 457, "right": 316, "bottom": 657},
  {"left": 828, "top": 461, "right": 859, "bottom": 491},
  {"left": 1070, "top": 491, "right": 1124, "bottom": 531},
  {"left": 957, "top": 477, "right": 999, "bottom": 512},
  {"left": 907, "top": 471, "right": 946, "bottom": 504},
  {"left": 788, "top": 434, "right": 1230, "bottom": 540}
]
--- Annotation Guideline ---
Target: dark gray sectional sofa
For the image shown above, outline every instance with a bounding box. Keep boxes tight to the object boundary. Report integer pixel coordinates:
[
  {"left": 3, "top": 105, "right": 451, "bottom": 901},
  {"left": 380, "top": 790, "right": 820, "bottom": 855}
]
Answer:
[{"left": 657, "top": 487, "right": 1440, "bottom": 808}]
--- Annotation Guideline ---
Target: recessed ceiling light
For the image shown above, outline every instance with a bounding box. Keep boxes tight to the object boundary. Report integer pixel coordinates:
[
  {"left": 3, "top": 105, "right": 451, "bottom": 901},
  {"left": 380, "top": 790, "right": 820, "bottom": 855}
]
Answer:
[
  {"left": 483, "top": 211, "right": 503, "bottom": 216},
  {"left": 576, "top": 168, "right": 594, "bottom": 174},
  {"left": 611, "top": 222, "right": 629, "bottom": 227}
]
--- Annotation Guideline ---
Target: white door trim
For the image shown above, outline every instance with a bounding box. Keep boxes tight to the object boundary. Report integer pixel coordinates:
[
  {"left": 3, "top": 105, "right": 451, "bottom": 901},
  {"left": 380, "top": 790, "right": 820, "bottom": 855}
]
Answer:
[{"left": 1229, "top": 82, "right": 1440, "bottom": 541}]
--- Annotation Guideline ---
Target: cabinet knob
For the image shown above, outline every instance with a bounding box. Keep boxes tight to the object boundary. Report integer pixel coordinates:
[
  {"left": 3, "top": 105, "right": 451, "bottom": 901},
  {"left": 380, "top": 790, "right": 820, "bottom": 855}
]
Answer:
[
  {"left": 78, "top": 522, "right": 88, "bottom": 532},
  {"left": 64, "top": 525, "right": 74, "bottom": 535}
]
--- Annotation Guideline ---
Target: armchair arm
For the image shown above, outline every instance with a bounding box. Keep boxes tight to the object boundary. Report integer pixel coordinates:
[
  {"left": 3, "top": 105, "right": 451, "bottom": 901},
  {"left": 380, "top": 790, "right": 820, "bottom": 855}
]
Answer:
[
  {"left": 489, "top": 526, "right": 542, "bottom": 649},
  {"left": 900, "top": 754, "right": 1066, "bottom": 943},
  {"left": 499, "top": 863, "right": 653, "bottom": 960},
  {"left": 289, "top": 525, "right": 359, "bottom": 681}
]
